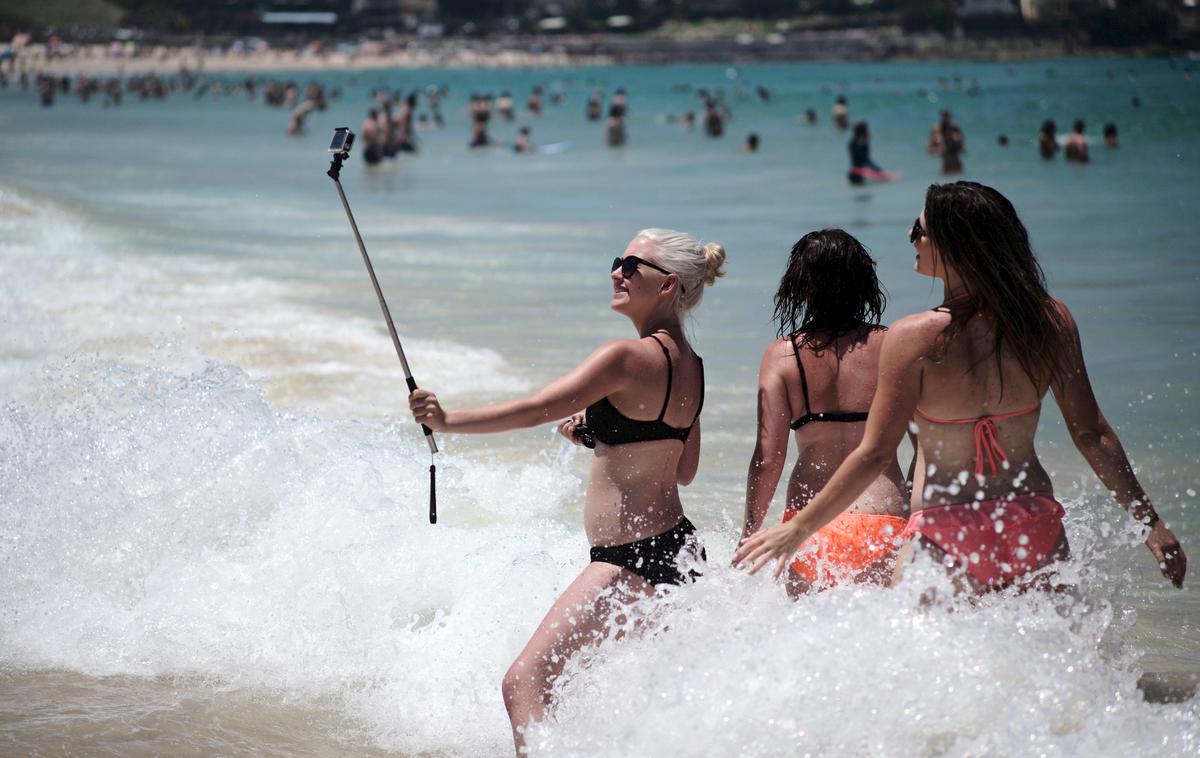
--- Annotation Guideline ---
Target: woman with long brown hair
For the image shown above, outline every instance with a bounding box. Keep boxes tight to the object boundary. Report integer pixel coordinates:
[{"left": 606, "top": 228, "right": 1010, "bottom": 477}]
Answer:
[
  {"left": 740, "top": 230, "right": 908, "bottom": 595},
  {"left": 736, "top": 181, "right": 1186, "bottom": 594}
]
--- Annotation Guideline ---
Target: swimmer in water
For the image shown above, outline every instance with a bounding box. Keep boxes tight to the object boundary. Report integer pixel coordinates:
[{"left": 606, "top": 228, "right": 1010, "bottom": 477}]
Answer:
[
  {"left": 1038, "top": 119, "right": 1060, "bottom": 160},
  {"left": 606, "top": 104, "right": 627, "bottom": 147},
  {"left": 497, "top": 90, "right": 514, "bottom": 121},
  {"left": 741, "top": 230, "right": 908, "bottom": 596},
  {"left": 833, "top": 95, "right": 849, "bottom": 131},
  {"left": 361, "top": 108, "right": 382, "bottom": 164},
  {"left": 469, "top": 93, "right": 492, "bottom": 148},
  {"left": 513, "top": 125, "right": 532, "bottom": 154},
  {"left": 939, "top": 120, "right": 965, "bottom": 175},
  {"left": 1065, "top": 119, "right": 1089, "bottom": 163},
  {"left": 742, "top": 132, "right": 760, "bottom": 153},
  {"left": 736, "top": 181, "right": 1186, "bottom": 596},
  {"left": 1103, "top": 122, "right": 1119, "bottom": 148},
  {"left": 409, "top": 230, "right": 725, "bottom": 755},
  {"left": 847, "top": 121, "right": 887, "bottom": 185},
  {"left": 703, "top": 99, "right": 724, "bottom": 138},
  {"left": 585, "top": 89, "right": 602, "bottom": 121}
]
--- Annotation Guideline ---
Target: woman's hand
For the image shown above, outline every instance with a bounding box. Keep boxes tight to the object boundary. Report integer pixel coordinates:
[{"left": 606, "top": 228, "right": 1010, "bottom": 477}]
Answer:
[
  {"left": 408, "top": 388, "right": 449, "bottom": 432},
  {"left": 557, "top": 413, "right": 587, "bottom": 446},
  {"left": 733, "top": 520, "right": 812, "bottom": 580},
  {"left": 1145, "top": 521, "right": 1187, "bottom": 588}
]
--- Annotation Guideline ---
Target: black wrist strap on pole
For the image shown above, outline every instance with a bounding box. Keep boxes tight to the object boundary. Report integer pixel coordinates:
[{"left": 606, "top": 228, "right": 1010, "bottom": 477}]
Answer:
[{"left": 329, "top": 149, "right": 438, "bottom": 524}]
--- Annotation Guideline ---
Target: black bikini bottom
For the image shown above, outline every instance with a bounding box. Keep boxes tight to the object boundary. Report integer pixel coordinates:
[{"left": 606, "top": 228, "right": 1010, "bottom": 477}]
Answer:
[{"left": 590, "top": 517, "right": 706, "bottom": 586}]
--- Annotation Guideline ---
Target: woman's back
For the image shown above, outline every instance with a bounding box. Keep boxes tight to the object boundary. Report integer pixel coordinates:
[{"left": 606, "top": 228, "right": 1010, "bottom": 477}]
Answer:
[
  {"left": 906, "top": 303, "right": 1053, "bottom": 507},
  {"left": 777, "top": 327, "right": 906, "bottom": 515}
]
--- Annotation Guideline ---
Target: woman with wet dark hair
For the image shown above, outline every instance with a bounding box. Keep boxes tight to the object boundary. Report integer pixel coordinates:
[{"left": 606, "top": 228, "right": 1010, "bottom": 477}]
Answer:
[
  {"left": 737, "top": 182, "right": 1186, "bottom": 595},
  {"left": 740, "top": 230, "right": 908, "bottom": 595}
]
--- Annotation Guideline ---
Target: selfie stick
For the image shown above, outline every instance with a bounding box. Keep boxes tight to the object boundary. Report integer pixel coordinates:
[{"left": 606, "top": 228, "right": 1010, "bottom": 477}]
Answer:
[{"left": 326, "top": 128, "right": 439, "bottom": 524}]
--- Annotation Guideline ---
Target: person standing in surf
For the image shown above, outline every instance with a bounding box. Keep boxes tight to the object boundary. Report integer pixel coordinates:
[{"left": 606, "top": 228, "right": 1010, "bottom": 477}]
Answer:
[
  {"left": 848, "top": 121, "right": 889, "bottom": 185},
  {"left": 1065, "top": 119, "right": 1090, "bottom": 163},
  {"left": 409, "top": 229, "right": 725, "bottom": 754},
  {"left": 1038, "top": 119, "right": 1060, "bottom": 160},
  {"left": 741, "top": 230, "right": 908, "bottom": 596},
  {"left": 736, "top": 181, "right": 1186, "bottom": 595}
]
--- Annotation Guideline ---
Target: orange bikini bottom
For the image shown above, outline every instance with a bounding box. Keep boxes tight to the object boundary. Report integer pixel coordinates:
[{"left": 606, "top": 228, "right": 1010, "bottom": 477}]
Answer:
[{"left": 781, "top": 510, "right": 908, "bottom": 587}]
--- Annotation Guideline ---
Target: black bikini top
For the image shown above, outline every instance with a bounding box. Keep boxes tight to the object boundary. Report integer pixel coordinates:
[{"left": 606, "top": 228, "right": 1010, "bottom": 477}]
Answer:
[
  {"left": 584, "top": 334, "right": 704, "bottom": 446},
  {"left": 789, "top": 334, "right": 869, "bottom": 430}
]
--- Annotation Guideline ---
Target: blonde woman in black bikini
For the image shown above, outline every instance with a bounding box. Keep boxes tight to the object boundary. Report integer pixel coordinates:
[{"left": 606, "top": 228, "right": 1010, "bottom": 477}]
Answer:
[{"left": 409, "top": 229, "right": 725, "bottom": 754}]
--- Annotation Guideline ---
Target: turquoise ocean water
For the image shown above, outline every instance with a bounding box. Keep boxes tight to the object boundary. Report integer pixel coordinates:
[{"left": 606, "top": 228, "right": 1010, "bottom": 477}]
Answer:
[{"left": 1, "top": 59, "right": 1198, "bottom": 754}]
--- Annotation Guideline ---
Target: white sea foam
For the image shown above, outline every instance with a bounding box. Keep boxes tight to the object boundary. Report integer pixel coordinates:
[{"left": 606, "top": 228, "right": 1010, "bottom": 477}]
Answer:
[
  {"left": 0, "top": 190, "right": 1196, "bottom": 756},
  {"left": 0, "top": 355, "right": 584, "bottom": 755},
  {"left": 0, "top": 188, "right": 530, "bottom": 416},
  {"left": 1, "top": 355, "right": 1196, "bottom": 756}
]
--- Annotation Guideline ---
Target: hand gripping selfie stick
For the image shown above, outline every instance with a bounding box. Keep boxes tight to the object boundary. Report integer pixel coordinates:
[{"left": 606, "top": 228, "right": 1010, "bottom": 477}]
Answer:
[{"left": 325, "top": 127, "right": 439, "bottom": 524}]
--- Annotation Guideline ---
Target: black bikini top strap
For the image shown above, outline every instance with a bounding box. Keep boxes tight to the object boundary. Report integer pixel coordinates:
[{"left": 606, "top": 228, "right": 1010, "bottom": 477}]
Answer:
[
  {"left": 648, "top": 334, "right": 673, "bottom": 421},
  {"left": 790, "top": 334, "right": 812, "bottom": 415}
]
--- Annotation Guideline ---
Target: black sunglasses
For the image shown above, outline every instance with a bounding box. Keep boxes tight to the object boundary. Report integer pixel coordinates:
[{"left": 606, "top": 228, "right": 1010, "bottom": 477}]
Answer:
[
  {"left": 909, "top": 217, "right": 927, "bottom": 244},
  {"left": 611, "top": 255, "right": 685, "bottom": 292}
]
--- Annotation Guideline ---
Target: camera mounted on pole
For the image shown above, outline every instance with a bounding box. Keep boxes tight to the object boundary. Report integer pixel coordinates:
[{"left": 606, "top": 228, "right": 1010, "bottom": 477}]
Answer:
[
  {"left": 324, "top": 127, "right": 439, "bottom": 524},
  {"left": 327, "top": 127, "right": 355, "bottom": 181}
]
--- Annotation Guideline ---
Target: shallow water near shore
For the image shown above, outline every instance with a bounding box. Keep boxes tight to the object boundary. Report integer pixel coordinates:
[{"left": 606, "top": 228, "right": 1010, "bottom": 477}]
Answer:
[{"left": 1, "top": 58, "right": 1198, "bottom": 755}]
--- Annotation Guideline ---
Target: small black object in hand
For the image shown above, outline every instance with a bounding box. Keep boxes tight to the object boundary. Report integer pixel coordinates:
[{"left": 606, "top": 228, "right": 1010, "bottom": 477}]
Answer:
[{"left": 572, "top": 423, "right": 597, "bottom": 449}]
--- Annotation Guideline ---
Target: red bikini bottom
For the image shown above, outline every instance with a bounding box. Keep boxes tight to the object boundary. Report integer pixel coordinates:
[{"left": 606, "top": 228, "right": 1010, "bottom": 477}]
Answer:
[{"left": 899, "top": 493, "right": 1066, "bottom": 587}]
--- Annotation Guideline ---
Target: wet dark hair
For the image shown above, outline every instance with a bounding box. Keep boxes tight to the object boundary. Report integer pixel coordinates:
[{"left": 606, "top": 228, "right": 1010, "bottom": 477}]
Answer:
[
  {"left": 852, "top": 121, "right": 869, "bottom": 140},
  {"left": 923, "top": 181, "right": 1071, "bottom": 389},
  {"left": 772, "top": 229, "right": 886, "bottom": 350},
  {"left": 1040, "top": 119, "right": 1056, "bottom": 135},
  {"left": 1073, "top": 118, "right": 1085, "bottom": 133}
]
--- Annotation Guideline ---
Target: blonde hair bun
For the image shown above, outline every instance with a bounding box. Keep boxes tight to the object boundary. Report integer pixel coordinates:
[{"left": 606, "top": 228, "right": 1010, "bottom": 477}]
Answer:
[{"left": 702, "top": 242, "right": 727, "bottom": 286}]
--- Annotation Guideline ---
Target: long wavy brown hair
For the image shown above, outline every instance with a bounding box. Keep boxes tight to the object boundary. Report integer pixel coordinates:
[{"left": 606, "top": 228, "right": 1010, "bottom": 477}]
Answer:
[{"left": 924, "top": 181, "right": 1070, "bottom": 390}]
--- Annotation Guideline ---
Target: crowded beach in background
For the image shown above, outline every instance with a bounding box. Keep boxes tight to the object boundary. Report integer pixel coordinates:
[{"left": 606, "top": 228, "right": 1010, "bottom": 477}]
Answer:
[{"left": 3, "top": 33, "right": 1164, "bottom": 173}]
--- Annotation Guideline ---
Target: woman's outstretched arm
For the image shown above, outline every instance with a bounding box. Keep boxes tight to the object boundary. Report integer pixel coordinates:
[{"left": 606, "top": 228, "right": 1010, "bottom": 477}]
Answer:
[
  {"left": 409, "top": 341, "right": 631, "bottom": 434},
  {"left": 1050, "top": 301, "right": 1186, "bottom": 587}
]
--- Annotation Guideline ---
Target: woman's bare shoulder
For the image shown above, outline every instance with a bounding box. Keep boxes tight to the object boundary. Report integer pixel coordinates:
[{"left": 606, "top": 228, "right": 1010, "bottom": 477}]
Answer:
[
  {"left": 877, "top": 310, "right": 951, "bottom": 362},
  {"left": 757, "top": 336, "right": 796, "bottom": 373},
  {"left": 888, "top": 310, "right": 950, "bottom": 340}
]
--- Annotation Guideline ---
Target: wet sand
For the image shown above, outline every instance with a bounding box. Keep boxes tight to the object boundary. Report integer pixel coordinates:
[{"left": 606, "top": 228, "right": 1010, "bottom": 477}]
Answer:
[{"left": 0, "top": 668, "right": 402, "bottom": 757}]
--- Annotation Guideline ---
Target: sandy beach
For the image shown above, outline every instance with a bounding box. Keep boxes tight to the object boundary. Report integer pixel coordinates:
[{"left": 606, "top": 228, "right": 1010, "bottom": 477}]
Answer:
[{"left": 8, "top": 41, "right": 612, "bottom": 76}]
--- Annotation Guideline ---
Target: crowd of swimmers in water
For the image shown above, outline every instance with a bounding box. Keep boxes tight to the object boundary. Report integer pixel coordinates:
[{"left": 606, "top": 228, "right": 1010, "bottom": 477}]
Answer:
[
  {"left": 406, "top": 178, "right": 1188, "bottom": 753},
  {"left": 6, "top": 61, "right": 1153, "bottom": 177}
]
